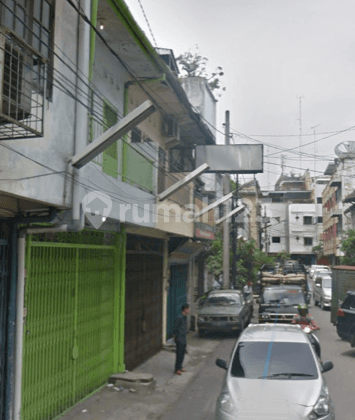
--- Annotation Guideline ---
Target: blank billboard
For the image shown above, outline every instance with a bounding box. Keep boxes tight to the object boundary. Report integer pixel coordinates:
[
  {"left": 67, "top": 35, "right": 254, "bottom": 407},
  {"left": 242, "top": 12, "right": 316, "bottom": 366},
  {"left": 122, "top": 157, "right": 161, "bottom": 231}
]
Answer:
[{"left": 195, "top": 144, "right": 263, "bottom": 173}]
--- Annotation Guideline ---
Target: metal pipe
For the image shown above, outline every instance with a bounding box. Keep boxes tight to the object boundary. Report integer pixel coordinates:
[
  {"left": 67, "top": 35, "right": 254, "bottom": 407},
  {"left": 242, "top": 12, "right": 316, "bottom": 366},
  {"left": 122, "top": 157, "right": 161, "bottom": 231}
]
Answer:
[
  {"left": 161, "top": 238, "right": 169, "bottom": 345},
  {"left": 6, "top": 208, "right": 57, "bottom": 420},
  {"left": 12, "top": 206, "right": 84, "bottom": 420}
]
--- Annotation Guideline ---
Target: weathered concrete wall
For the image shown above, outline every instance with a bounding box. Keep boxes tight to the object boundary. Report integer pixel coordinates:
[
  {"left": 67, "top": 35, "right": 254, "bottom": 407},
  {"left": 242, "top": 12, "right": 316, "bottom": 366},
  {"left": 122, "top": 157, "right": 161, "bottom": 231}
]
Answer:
[
  {"left": 180, "top": 77, "right": 216, "bottom": 138},
  {"left": 0, "top": 0, "right": 79, "bottom": 207}
]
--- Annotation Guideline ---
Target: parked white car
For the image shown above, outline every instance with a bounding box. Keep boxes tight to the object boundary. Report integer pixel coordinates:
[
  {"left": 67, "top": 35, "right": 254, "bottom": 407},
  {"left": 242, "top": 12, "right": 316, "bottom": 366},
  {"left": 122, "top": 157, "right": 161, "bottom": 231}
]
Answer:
[{"left": 309, "top": 265, "right": 331, "bottom": 279}]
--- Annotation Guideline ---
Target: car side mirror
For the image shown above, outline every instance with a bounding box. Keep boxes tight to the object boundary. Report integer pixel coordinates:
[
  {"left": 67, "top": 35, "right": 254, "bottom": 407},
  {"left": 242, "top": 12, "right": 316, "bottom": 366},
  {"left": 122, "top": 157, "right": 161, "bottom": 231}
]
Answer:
[
  {"left": 216, "top": 358, "right": 228, "bottom": 370},
  {"left": 321, "top": 361, "right": 334, "bottom": 373}
]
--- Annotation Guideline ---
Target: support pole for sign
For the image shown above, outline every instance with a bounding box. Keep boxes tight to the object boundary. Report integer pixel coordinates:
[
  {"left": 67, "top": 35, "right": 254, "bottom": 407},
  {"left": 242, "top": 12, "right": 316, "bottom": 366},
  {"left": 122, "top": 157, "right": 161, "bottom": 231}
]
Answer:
[
  {"left": 222, "top": 111, "right": 231, "bottom": 289},
  {"left": 231, "top": 175, "right": 238, "bottom": 288}
]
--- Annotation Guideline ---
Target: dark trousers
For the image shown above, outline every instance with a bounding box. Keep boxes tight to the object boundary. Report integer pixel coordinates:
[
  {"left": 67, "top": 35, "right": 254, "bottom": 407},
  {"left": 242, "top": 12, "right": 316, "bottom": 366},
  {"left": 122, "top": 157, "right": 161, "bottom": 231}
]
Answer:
[{"left": 175, "top": 342, "right": 186, "bottom": 372}]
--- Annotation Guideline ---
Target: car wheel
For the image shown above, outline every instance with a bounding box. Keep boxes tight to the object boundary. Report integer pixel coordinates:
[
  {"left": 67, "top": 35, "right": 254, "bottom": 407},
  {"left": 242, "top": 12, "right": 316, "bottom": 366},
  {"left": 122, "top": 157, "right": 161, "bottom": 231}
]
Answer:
[
  {"left": 320, "top": 299, "right": 325, "bottom": 311},
  {"left": 314, "top": 295, "right": 318, "bottom": 306},
  {"left": 337, "top": 331, "right": 345, "bottom": 340},
  {"left": 198, "top": 329, "right": 205, "bottom": 338}
]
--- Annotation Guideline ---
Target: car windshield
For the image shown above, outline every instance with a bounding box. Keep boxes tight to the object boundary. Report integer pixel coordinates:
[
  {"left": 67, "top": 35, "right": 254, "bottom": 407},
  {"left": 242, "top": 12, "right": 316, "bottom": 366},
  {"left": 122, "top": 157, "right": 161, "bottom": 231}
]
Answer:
[
  {"left": 317, "top": 270, "right": 330, "bottom": 276},
  {"left": 205, "top": 294, "right": 241, "bottom": 306},
  {"left": 262, "top": 289, "right": 305, "bottom": 305},
  {"left": 231, "top": 341, "right": 318, "bottom": 380},
  {"left": 322, "top": 278, "right": 332, "bottom": 288}
]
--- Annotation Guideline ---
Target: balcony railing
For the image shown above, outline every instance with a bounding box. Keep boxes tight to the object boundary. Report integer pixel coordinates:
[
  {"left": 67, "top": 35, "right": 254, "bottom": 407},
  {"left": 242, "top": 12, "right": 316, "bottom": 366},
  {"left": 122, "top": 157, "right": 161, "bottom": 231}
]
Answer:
[{"left": 87, "top": 85, "right": 155, "bottom": 193}]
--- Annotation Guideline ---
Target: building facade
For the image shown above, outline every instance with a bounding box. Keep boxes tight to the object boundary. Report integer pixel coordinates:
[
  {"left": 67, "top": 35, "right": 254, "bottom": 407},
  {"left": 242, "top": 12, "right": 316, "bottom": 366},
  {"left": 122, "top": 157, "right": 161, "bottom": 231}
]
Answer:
[{"left": 0, "top": 1, "right": 216, "bottom": 419}]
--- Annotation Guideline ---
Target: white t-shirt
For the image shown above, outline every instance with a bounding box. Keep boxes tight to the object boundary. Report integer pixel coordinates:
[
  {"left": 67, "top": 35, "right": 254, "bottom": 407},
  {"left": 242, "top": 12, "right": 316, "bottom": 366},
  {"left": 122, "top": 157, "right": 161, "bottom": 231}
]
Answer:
[{"left": 243, "top": 285, "right": 252, "bottom": 294}]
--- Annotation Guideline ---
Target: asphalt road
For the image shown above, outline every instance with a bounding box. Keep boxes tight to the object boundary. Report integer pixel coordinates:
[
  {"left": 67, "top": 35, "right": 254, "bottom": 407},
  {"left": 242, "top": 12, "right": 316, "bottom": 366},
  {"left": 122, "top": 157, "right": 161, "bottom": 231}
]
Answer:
[
  {"left": 161, "top": 297, "right": 355, "bottom": 420},
  {"left": 310, "top": 302, "right": 355, "bottom": 420}
]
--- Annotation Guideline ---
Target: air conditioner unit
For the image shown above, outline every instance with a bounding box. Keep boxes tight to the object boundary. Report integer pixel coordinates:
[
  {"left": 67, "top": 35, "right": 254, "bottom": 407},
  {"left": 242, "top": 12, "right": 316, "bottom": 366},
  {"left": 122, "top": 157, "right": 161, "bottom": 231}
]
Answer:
[
  {"left": 0, "top": 34, "right": 32, "bottom": 124},
  {"left": 162, "top": 116, "right": 180, "bottom": 146}
]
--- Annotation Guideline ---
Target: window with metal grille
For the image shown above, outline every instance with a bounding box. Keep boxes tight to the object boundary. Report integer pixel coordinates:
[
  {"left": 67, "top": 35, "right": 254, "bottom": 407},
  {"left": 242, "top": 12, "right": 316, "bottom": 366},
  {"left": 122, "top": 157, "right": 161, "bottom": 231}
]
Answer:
[
  {"left": 103, "top": 102, "right": 118, "bottom": 159},
  {"left": 304, "top": 237, "right": 313, "bottom": 246},
  {"left": 303, "top": 216, "right": 312, "bottom": 225},
  {"left": 2, "top": 0, "right": 53, "bottom": 60},
  {"left": 131, "top": 127, "right": 142, "bottom": 143},
  {"left": 158, "top": 147, "right": 166, "bottom": 194},
  {"left": 102, "top": 101, "right": 118, "bottom": 176},
  {"left": 317, "top": 216, "right": 323, "bottom": 224},
  {"left": 169, "top": 147, "right": 195, "bottom": 173},
  {"left": 1, "top": 0, "right": 54, "bottom": 100},
  {"left": 218, "top": 204, "right": 224, "bottom": 219},
  {"left": 317, "top": 197, "right": 322, "bottom": 204},
  {"left": 272, "top": 237, "right": 281, "bottom": 243}
]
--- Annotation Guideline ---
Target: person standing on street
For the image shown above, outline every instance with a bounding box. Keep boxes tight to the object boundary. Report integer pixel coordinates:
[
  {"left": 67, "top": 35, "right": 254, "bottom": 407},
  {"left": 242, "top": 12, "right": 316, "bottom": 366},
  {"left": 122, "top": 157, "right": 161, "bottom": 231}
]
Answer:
[
  {"left": 243, "top": 281, "right": 253, "bottom": 294},
  {"left": 173, "top": 303, "right": 190, "bottom": 375}
]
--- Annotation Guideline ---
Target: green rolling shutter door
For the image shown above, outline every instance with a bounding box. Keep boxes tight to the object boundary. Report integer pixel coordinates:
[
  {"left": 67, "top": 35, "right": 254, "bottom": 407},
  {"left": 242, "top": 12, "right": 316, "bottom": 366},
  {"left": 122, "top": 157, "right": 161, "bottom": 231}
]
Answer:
[{"left": 21, "top": 236, "right": 123, "bottom": 420}]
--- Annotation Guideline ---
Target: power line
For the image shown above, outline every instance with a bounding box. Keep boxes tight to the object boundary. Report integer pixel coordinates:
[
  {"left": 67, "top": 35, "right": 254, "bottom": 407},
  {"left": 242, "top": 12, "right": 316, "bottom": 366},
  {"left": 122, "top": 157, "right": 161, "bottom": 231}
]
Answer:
[
  {"left": 0, "top": 3, "right": 199, "bottom": 194},
  {"left": 137, "top": 0, "right": 157, "bottom": 47}
]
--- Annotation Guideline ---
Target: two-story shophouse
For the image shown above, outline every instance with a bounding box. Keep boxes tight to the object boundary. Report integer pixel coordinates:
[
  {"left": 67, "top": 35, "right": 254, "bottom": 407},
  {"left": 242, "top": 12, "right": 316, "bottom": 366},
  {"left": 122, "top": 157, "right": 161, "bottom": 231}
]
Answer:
[{"left": 0, "top": 1, "right": 216, "bottom": 420}]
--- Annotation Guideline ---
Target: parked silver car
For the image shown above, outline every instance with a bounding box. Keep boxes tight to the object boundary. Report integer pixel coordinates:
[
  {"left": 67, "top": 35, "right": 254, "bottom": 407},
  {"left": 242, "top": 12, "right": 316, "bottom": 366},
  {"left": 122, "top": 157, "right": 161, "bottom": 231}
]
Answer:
[
  {"left": 198, "top": 290, "right": 251, "bottom": 337},
  {"left": 215, "top": 324, "right": 335, "bottom": 420},
  {"left": 314, "top": 274, "right": 332, "bottom": 310}
]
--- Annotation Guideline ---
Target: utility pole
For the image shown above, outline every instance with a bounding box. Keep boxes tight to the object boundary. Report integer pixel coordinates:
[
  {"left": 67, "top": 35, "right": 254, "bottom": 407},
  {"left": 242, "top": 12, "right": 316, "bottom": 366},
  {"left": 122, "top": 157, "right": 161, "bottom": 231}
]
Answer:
[
  {"left": 222, "top": 110, "right": 231, "bottom": 289},
  {"left": 264, "top": 206, "right": 268, "bottom": 254},
  {"left": 311, "top": 125, "right": 320, "bottom": 177},
  {"left": 231, "top": 175, "right": 238, "bottom": 288},
  {"left": 281, "top": 154, "right": 286, "bottom": 175}
]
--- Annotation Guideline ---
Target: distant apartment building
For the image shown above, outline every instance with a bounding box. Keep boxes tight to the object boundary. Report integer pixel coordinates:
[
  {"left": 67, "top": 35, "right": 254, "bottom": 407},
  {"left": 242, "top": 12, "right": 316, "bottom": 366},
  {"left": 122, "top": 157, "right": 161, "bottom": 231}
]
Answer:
[{"left": 261, "top": 171, "right": 327, "bottom": 265}]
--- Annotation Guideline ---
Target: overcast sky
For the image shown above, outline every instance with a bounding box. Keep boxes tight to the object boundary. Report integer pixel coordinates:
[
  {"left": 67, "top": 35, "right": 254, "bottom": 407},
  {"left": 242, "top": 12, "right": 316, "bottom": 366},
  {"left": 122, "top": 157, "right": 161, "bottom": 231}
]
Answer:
[{"left": 124, "top": 0, "right": 355, "bottom": 189}]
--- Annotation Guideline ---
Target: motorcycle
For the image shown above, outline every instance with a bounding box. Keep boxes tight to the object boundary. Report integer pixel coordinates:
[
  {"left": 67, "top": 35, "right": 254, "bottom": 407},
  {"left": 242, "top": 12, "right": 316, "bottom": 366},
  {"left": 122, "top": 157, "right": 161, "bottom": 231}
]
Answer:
[{"left": 301, "top": 324, "right": 321, "bottom": 360}]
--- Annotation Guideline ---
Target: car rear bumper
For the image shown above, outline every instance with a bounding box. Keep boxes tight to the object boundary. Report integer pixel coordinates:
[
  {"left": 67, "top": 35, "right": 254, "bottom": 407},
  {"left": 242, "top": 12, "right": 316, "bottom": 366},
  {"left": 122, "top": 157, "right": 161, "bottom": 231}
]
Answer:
[{"left": 259, "top": 313, "right": 295, "bottom": 323}]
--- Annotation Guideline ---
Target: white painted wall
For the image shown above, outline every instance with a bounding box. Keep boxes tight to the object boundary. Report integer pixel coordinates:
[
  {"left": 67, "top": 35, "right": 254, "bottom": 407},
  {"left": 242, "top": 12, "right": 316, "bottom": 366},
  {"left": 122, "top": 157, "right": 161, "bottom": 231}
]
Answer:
[
  {"left": 264, "top": 203, "right": 287, "bottom": 254},
  {"left": 288, "top": 203, "right": 316, "bottom": 254}
]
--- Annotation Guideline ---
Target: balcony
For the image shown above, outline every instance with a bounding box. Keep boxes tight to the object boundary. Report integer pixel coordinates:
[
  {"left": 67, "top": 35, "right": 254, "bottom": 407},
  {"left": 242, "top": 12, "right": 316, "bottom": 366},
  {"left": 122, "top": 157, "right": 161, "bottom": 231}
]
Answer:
[
  {"left": 330, "top": 176, "right": 341, "bottom": 187},
  {"left": 330, "top": 203, "right": 343, "bottom": 218},
  {"left": 88, "top": 85, "right": 155, "bottom": 193}
]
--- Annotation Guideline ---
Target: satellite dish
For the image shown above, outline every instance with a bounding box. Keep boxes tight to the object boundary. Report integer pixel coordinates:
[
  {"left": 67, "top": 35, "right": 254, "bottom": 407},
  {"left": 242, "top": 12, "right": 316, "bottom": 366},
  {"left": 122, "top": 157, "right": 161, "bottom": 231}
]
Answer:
[{"left": 334, "top": 141, "right": 355, "bottom": 159}]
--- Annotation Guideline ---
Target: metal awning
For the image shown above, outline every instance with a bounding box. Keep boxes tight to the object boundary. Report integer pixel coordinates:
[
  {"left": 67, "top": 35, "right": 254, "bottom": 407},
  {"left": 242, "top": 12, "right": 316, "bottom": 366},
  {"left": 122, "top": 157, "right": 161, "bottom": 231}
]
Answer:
[
  {"left": 169, "top": 240, "right": 205, "bottom": 265},
  {"left": 343, "top": 190, "right": 355, "bottom": 203},
  {"left": 344, "top": 204, "right": 355, "bottom": 215}
]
